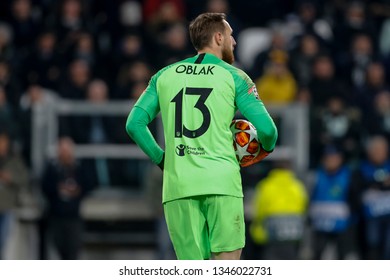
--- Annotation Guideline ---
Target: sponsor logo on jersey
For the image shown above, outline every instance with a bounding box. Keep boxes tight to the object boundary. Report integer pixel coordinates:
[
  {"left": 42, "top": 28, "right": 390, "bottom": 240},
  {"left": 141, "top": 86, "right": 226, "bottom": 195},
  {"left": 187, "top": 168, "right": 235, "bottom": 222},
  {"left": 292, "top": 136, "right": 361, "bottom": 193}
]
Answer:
[
  {"left": 175, "top": 144, "right": 206, "bottom": 156},
  {"left": 175, "top": 65, "right": 215, "bottom": 75},
  {"left": 175, "top": 144, "right": 186, "bottom": 156},
  {"left": 248, "top": 85, "right": 259, "bottom": 100}
]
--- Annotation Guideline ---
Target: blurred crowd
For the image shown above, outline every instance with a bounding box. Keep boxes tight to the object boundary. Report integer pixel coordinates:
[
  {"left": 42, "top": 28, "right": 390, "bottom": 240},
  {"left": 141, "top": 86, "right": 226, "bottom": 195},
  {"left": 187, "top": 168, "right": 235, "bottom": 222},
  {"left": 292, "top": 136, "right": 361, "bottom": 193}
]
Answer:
[{"left": 1, "top": 0, "right": 390, "bottom": 260}]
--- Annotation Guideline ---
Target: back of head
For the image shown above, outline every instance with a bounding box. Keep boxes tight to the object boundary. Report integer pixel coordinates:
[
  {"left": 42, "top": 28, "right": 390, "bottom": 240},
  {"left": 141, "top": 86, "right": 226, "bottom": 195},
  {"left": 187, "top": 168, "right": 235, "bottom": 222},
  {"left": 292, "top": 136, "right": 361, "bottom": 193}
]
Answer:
[{"left": 189, "top": 12, "right": 226, "bottom": 51}]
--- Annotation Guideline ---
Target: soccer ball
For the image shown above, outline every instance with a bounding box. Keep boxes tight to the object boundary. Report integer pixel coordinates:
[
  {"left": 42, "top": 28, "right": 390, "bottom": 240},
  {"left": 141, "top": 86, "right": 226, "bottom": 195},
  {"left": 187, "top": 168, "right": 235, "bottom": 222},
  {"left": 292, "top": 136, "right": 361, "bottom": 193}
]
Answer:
[{"left": 230, "top": 119, "right": 260, "bottom": 165}]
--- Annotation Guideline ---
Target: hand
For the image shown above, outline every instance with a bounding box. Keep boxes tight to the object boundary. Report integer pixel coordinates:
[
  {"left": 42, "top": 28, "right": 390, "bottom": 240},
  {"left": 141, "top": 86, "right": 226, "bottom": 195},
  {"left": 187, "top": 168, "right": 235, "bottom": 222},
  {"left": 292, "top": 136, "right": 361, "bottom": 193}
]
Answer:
[
  {"left": 58, "top": 180, "right": 80, "bottom": 199},
  {"left": 240, "top": 148, "right": 271, "bottom": 168},
  {"left": 157, "top": 152, "right": 165, "bottom": 171}
]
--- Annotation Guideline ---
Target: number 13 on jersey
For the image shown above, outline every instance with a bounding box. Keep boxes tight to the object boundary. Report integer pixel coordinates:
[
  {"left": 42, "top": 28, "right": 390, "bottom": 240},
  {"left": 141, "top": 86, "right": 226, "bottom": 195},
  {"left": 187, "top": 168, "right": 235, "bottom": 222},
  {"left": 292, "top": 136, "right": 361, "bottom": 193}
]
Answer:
[{"left": 171, "top": 87, "right": 213, "bottom": 139}]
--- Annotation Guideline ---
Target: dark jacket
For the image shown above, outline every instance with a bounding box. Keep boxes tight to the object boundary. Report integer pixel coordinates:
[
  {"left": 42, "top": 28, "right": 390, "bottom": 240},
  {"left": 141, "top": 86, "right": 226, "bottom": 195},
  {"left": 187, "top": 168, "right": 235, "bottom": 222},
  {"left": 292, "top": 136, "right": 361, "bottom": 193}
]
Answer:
[{"left": 41, "top": 159, "right": 92, "bottom": 218}]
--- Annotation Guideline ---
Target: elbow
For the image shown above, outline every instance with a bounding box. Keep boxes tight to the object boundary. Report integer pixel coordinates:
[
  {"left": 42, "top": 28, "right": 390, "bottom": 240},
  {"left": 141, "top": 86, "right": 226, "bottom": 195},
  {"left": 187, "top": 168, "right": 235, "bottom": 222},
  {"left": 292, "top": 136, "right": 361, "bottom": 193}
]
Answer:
[
  {"left": 125, "top": 115, "right": 137, "bottom": 140},
  {"left": 125, "top": 125, "right": 133, "bottom": 139},
  {"left": 126, "top": 107, "right": 150, "bottom": 140}
]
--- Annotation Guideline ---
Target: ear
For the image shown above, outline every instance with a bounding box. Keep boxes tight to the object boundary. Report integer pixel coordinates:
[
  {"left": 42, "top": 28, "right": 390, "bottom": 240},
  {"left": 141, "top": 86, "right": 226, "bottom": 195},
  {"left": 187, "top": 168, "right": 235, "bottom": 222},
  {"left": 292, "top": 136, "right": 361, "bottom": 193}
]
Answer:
[{"left": 214, "top": 32, "right": 224, "bottom": 46}]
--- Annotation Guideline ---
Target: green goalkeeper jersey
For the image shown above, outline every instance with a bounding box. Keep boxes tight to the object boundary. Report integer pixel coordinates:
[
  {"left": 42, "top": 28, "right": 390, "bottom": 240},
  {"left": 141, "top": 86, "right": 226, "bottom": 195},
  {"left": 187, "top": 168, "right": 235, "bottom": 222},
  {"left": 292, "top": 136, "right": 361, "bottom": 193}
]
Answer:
[{"left": 127, "top": 53, "right": 277, "bottom": 203}]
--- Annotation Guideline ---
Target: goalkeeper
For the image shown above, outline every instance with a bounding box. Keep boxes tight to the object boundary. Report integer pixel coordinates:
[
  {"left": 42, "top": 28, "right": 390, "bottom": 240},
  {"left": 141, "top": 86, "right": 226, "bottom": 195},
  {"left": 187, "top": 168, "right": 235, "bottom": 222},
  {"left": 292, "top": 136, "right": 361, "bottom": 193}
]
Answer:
[{"left": 126, "top": 12, "right": 278, "bottom": 260}]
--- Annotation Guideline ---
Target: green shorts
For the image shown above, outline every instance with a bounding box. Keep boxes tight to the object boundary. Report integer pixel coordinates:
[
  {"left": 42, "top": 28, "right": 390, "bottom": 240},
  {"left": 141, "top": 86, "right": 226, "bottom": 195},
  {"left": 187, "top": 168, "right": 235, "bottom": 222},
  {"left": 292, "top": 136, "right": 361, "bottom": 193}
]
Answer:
[{"left": 163, "top": 195, "right": 245, "bottom": 260}]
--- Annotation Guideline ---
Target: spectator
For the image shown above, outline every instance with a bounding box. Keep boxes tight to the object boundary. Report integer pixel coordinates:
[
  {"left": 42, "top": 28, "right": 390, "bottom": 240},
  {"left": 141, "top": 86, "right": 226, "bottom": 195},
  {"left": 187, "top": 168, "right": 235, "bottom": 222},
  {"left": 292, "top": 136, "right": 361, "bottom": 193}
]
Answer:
[
  {"left": 333, "top": 1, "right": 377, "bottom": 57},
  {"left": 0, "top": 60, "right": 22, "bottom": 112},
  {"left": 308, "top": 54, "right": 350, "bottom": 109},
  {"left": 309, "top": 145, "right": 359, "bottom": 259},
  {"left": 310, "top": 96, "right": 361, "bottom": 166},
  {"left": 155, "top": 22, "right": 192, "bottom": 68},
  {"left": 363, "top": 91, "right": 390, "bottom": 142},
  {"left": 255, "top": 50, "right": 298, "bottom": 105},
  {"left": 143, "top": 0, "right": 186, "bottom": 52},
  {"left": 114, "top": 33, "right": 147, "bottom": 73},
  {"left": 143, "top": 0, "right": 186, "bottom": 30},
  {"left": 0, "top": 87, "right": 18, "bottom": 141},
  {"left": 119, "top": 0, "right": 143, "bottom": 32},
  {"left": 8, "top": 0, "right": 41, "bottom": 54},
  {"left": 0, "top": 131, "right": 29, "bottom": 259},
  {"left": 0, "top": 23, "right": 14, "bottom": 62},
  {"left": 62, "top": 79, "right": 128, "bottom": 187},
  {"left": 45, "top": 0, "right": 95, "bottom": 55},
  {"left": 356, "top": 61, "right": 389, "bottom": 116},
  {"left": 379, "top": 17, "right": 390, "bottom": 58},
  {"left": 338, "top": 33, "right": 376, "bottom": 89},
  {"left": 358, "top": 135, "right": 390, "bottom": 259},
  {"left": 115, "top": 60, "right": 152, "bottom": 100},
  {"left": 23, "top": 31, "right": 62, "bottom": 91},
  {"left": 250, "top": 30, "right": 287, "bottom": 79},
  {"left": 71, "top": 32, "right": 97, "bottom": 69},
  {"left": 285, "top": 0, "right": 333, "bottom": 48},
  {"left": 18, "top": 82, "right": 58, "bottom": 167},
  {"left": 64, "top": 79, "right": 115, "bottom": 144},
  {"left": 289, "top": 34, "right": 321, "bottom": 88},
  {"left": 369, "top": 1, "right": 390, "bottom": 29},
  {"left": 59, "top": 59, "right": 91, "bottom": 99},
  {"left": 250, "top": 161, "right": 308, "bottom": 260},
  {"left": 41, "top": 137, "right": 93, "bottom": 259}
]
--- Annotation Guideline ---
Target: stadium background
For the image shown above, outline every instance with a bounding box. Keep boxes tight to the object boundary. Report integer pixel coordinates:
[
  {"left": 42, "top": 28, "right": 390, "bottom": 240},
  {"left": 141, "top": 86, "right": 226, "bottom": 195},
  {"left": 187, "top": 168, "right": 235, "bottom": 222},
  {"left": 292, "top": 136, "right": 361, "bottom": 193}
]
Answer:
[{"left": 0, "top": 0, "right": 390, "bottom": 260}]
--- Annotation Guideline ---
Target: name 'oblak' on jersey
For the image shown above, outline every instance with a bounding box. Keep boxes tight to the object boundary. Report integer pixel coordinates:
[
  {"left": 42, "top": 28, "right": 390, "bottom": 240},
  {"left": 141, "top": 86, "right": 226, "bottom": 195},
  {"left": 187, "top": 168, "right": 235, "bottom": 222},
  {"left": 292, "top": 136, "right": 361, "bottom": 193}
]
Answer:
[{"left": 175, "top": 64, "right": 215, "bottom": 75}]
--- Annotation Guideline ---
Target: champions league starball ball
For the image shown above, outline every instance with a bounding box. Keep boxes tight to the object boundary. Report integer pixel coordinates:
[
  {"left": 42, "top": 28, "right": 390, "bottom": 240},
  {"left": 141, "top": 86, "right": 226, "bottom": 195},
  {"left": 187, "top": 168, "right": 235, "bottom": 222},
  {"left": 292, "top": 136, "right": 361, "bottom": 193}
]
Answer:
[{"left": 230, "top": 119, "right": 260, "bottom": 165}]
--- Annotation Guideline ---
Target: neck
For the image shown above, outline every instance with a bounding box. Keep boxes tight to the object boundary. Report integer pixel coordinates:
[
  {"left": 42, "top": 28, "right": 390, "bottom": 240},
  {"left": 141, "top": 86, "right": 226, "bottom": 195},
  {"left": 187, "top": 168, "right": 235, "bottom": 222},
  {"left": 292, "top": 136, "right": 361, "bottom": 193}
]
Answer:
[{"left": 198, "top": 47, "right": 221, "bottom": 60}]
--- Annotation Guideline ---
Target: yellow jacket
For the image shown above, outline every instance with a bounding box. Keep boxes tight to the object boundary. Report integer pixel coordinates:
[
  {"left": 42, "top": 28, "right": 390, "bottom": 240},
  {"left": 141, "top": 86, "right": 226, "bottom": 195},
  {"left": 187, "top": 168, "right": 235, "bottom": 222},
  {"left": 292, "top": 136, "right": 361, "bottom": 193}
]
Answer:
[
  {"left": 255, "top": 72, "right": 297, "bottom": 104},
  {"left": 250, "top": 169, "right": 308, "bottom": 244}
]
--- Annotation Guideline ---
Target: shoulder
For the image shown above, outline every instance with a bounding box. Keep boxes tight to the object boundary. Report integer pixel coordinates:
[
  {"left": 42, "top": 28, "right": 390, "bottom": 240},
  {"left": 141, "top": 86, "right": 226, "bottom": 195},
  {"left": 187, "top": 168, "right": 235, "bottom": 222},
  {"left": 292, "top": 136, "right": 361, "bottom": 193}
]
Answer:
[
  {"left": 225, "top": 63, "right": 254, "bottom": 92},
  {"left": 216, "top": 60, "right": 251, "bottom": 81}
]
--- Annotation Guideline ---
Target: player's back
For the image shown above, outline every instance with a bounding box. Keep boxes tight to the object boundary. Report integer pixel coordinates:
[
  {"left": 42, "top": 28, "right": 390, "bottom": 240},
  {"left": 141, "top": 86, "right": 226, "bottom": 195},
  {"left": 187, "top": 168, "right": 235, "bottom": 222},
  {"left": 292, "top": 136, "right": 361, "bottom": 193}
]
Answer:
[{"left": 155, "top": 53, "right": 246, "bottom": 203}]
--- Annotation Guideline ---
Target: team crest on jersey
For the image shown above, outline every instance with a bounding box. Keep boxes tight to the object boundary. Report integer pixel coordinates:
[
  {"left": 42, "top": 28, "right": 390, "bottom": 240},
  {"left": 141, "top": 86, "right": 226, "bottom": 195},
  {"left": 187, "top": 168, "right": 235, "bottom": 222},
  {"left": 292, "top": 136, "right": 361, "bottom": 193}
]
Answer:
[{"left": 248, "top": 85, "right": 259, "bottom": 100}]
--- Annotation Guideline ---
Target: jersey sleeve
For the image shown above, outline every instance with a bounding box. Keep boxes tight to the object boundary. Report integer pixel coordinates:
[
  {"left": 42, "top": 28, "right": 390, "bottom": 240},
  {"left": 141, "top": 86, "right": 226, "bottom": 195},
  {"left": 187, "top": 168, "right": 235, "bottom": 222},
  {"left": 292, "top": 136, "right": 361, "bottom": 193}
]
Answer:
[
  {"left": 133, "top": 74, "right": 160, "bottom": 119},
  {"left": 234, "top": 71, "right": 278, "bottom": 152},
  {"left": 125, "top": 75, "right": 164, "bottom": 165}
]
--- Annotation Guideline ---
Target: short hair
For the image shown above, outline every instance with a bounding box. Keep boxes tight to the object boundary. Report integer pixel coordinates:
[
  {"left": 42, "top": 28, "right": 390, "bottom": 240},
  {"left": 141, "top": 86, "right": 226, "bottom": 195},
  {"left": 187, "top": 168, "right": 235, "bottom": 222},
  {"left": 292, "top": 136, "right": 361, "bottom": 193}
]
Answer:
[{"left": 189, "top": 12, "right": 226, "bottom": 51}]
